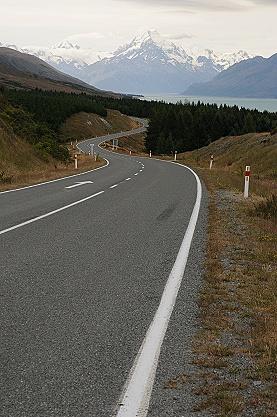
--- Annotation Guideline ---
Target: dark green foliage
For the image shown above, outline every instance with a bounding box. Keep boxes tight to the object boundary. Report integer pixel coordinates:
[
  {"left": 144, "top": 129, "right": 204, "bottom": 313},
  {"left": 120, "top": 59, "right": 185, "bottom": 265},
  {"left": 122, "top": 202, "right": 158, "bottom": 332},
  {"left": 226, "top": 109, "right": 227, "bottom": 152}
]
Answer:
[
  {"left": 0, "top": 92, "right": 70, "bottom": 162},
  {"left": 144, "top": 102, "right": 277, "bottom": 154},
  {"left": 2, "top": 87, "right": 277, "bottom": 156},
  {"left": 92, "top": 95, "right": 277, "bottom": 154},
  {"left": 4, "top": 89, "right": 107, "bottom": 133}
]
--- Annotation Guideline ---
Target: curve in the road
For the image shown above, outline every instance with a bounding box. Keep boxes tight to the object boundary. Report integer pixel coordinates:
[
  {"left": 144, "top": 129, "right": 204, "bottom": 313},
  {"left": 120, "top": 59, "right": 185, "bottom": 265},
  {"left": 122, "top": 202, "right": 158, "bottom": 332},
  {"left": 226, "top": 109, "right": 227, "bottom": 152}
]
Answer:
[{"left": 1, "top": 120, "right": 204, "bottom": 417}]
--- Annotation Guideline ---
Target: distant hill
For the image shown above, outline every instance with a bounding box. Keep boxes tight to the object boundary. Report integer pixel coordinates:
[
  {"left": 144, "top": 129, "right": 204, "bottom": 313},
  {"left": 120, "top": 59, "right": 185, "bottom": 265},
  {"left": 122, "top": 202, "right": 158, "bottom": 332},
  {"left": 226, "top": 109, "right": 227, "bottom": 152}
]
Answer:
[
  {"left": 0, "top": 47, "right": 114, "bottom": 96},
  {"left": 185, "top": 54, "right": 277, "bottom": 98}
]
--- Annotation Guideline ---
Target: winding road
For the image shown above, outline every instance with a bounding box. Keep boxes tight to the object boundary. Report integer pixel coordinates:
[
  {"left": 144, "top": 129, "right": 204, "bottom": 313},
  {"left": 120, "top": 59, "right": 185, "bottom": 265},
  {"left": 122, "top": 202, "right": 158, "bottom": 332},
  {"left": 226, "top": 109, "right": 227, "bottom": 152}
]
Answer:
[{"left": 1, "top": 122, "right": 207, "bottom": 417}]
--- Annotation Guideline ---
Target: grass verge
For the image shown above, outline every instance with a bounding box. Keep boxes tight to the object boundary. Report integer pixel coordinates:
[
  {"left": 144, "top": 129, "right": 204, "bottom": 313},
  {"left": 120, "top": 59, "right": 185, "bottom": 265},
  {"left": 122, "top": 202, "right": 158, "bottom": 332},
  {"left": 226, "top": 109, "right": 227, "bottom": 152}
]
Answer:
[{"left": 171, "top": 147, "right": 276, "bottom": 416}]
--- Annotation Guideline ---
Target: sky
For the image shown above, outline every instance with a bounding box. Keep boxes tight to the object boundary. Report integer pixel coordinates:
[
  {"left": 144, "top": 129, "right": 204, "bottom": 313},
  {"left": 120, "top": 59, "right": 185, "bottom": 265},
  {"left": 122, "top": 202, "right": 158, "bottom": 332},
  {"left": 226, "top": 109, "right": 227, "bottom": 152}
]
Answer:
[{"left": 0, "top": 0, "right": 276, "bottom": 56}]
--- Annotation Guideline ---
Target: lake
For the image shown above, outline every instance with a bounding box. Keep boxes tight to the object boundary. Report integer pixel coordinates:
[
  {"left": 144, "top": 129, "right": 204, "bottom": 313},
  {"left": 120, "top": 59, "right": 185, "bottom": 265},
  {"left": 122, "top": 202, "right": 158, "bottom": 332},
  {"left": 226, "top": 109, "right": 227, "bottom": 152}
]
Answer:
[{"left": 142, "top": 94, "right": 277, "bottom": 113}]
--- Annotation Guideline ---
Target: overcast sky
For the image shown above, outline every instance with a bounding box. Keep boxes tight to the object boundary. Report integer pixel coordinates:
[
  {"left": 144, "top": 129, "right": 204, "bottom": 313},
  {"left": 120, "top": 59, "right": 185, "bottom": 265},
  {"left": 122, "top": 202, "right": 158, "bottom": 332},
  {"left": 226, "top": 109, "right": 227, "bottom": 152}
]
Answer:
[{"left": 0, "top": 0, "right": 276, "bottom": 56}]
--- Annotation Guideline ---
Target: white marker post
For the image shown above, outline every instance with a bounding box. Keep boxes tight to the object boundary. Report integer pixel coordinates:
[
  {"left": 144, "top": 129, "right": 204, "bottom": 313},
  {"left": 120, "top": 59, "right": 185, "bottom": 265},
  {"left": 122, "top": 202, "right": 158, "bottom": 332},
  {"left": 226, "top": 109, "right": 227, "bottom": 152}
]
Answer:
[
  {"left": 150, "top": 150, "right": 152, "bottom": 158},
  {"left": 210, "top": 155, "right": 214, "bottom": 170},
  {"left": 90, "top": 144, "right": 94, "bottom": 157},
  {"left": 112, "top": 139, "right": 115, "bottom": 151},
  {"left": 129, "top": 150, "right": 132, "bottom": 156},
  {"left": 174, "top": 151, "right": 177, "bottom": 161},
  {"left": 244, "top": 165, "right": 251, "bottom": 198},
  {"left": 74, "top": 154, "right": 78, "bottom": 170}
]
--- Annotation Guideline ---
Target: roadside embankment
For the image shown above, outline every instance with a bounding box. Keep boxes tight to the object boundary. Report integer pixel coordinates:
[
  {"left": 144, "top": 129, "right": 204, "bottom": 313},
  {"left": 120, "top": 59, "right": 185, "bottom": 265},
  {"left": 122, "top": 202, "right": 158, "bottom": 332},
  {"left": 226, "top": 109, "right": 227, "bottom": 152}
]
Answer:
[
  {"left": 0, "top": 109, "right": 138, "bottom": 191},
  {"left": 169, "top": 132, "right": 276, "bottom": 417}
]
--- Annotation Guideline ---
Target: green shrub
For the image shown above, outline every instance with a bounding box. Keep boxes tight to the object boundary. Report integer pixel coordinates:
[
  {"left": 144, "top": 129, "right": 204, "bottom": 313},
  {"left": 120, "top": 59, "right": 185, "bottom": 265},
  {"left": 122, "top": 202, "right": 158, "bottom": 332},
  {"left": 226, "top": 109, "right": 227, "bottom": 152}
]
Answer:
[{"left": 0, "top": 170, "right": 13, "bottom": 184}]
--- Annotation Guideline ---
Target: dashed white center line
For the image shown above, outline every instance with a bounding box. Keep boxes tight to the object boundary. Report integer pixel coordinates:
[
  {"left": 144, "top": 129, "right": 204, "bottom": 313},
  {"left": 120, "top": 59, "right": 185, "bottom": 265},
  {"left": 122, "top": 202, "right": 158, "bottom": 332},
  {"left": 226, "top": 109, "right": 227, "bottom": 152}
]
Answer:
[
  {"left": 110, "top": 184, "right": 119, "bottom": 189},
  {"left": 126, "top": 178, "right": 131, "bottom": 181},
  {"left": 0, "top": 191, "right": 105, "bottom": 236},
  {"left": 134, "top": 173, "right": 139, "bottom": 176}
]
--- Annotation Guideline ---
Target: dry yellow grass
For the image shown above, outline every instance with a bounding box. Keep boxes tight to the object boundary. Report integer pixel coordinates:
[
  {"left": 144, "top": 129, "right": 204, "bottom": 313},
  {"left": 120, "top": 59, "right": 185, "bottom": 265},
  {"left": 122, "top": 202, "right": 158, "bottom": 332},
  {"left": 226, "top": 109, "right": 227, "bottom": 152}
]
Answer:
[
  {"left": 178, "top": 132, "right": 277, "bottom": 197},
  {"left": 0, "top": 128, "right": 105, "bottom": 191},
  {"left": 176, "top": 161, "right": 277, "bottom": 416},
  {"left": 61, "top": 109, "right": 140, "bottom": 142},
  {"left": 104, "top": 133, "right": 147, "bottom": 156},
  {"left": 0, "top": 109, "right": 138, "bottom": 191}
]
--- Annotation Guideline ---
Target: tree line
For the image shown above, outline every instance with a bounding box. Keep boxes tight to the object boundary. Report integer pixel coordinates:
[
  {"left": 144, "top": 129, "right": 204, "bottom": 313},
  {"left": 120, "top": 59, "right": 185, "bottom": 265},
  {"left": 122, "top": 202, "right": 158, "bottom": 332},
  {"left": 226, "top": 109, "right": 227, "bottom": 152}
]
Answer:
[
  {"left": 2, "top": 87, "right": 277, "bottom": 157},
  {"left": 3, "top": 89, "right": 107, "bottom": 133}
]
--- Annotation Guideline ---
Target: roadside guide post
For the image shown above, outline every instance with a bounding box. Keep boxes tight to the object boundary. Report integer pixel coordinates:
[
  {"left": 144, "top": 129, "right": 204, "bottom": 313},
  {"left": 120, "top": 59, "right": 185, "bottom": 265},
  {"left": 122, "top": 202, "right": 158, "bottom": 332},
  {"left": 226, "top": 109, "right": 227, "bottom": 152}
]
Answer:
[
  {"left": 150, "top": 150, "right": 152, "bottom": 158},
  {"left": 244, "top": 166, "right": 251, "bottom": 198},
  {"left": 174, "top": 151, "right": 177, "bottom": 161},
  {"left": 90, "top": 144, "right": 94, "bottom": 157},
  {"left": 210, "top": 154, "right": 214, "bottom": 170},
  {"left": 74, "top": 154, "right": 78, "bottom": 170},
  {"left": 129, "top": 150, "right": 132, "bottom": 156}
]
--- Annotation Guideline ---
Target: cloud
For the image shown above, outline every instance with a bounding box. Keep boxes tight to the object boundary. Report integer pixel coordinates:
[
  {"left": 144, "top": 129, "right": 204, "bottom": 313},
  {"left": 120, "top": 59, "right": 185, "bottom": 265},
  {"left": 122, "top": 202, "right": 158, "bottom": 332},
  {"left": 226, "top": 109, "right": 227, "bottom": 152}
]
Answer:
[
  {"left": 116, "top": 0, "right": 277, "bottom": 12},
  {"left": 164, "top": 32, "right": 193, "bottom": 40},
  {"left": 67, "top": 32, "right": 106, "bottom": 41}
]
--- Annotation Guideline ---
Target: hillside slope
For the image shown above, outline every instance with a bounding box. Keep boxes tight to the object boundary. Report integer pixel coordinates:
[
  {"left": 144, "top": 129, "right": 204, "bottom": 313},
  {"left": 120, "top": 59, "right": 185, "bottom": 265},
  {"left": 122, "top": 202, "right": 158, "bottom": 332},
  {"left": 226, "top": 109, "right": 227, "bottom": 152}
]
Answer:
[
  {"left": 0, "top": 107, "right": 139, "bottom": 190},
  {"left": 179, "top": 131, "right": 277, "bottom": 179},
  {"left": 0, "top": 47, "right": 114, "bottom": 96},
  {"left": 185, "top": 53, "right": 277, "bottom": 98},
  {"left": 61, "top": 109, "right": 139, "bottom": 141},
  {"left": 0, "top": 119, "right": 50, "bottom": 179}
]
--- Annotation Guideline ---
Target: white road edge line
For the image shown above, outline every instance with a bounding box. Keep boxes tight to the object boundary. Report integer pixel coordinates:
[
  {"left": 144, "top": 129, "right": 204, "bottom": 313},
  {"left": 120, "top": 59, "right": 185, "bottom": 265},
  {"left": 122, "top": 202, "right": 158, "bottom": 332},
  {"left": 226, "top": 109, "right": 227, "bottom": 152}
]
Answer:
[
  {"left": 116, "top": 165, "right": 202, "bottom": 417},
  {"left": 0, "top": 160, "right": 109, "bottom": 195},
  {"left": 65, "top": 181, "right": 94, "bottom": 189},
  {"left": 0, "top": 191, "right": 105, "bottom": 236}
]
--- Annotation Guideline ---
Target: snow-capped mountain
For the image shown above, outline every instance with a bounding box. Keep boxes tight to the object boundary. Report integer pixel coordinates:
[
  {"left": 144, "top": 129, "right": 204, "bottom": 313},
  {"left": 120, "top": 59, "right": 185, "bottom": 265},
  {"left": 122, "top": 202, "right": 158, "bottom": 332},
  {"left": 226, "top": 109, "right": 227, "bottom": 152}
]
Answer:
[
  {"left": 78, "top": 30, "right": 253, "bottom": 94},
  {"left": 0, "top": 32, "right": 253, "bottom": 94},
  {"left": 0, "top": 40, "right": 108, "bottom": 79},
  {"left": 189, "top": 48, "right": 252, "bottom": 71},
  {"left": 53, "top": 40, "right": 80, "bottom": 50}
]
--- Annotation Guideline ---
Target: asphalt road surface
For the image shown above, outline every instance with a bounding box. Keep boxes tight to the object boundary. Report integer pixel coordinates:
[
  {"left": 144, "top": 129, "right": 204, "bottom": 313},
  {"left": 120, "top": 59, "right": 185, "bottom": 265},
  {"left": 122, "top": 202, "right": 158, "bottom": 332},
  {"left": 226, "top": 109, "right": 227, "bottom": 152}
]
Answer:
[{"left": 1, "top": 123, "right": 207, "bottom": 417}]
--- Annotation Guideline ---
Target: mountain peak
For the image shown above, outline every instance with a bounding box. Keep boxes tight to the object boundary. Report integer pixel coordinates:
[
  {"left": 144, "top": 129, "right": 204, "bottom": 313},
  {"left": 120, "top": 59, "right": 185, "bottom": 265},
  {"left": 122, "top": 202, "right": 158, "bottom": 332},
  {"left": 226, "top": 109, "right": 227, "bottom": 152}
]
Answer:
[
  {"left": 131, "top": 30, "right": 171, "bottom": 49},
  {"left": 53, "top": 40, "right": 80, "bottom": 50},
  {"left": 112, "top": 29, "right": 192, "bottom": 67}
]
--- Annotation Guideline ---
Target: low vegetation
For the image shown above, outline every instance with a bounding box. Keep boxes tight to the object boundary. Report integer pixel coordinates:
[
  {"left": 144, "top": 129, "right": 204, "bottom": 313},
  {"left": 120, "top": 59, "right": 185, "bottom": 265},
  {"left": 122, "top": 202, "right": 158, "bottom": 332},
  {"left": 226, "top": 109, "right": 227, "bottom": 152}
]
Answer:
[
  {"left": 2, "top": 87, "right": 277, "bottom": 156},
  {"left": 0, "top": 90, "right": 140, "bottom": 190},
  {"left": 61, "top": 109, "right": 139, "bottom": 142},
  {"left": 164, "top": 132, "right": 277, "bottom": 417},
  {"left": 254, "top": 194, "right": 277, "bottom": 220},
  {"left": 4, "top": 88, "right": 107, "bottom": 131}
]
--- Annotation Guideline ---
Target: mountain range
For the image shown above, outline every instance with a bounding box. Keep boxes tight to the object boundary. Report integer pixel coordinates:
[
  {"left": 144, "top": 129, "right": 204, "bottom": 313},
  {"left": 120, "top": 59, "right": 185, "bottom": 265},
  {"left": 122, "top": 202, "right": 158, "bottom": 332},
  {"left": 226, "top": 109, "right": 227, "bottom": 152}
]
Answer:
[
  {"left": 185, "top": 54, "right": 277, "bottom": 99},
  {"left": 0, "top": 47, "right": 113, "bottom": 96},
  {"left": 0, "top": 31, "right": 253, "bottom": 94}
]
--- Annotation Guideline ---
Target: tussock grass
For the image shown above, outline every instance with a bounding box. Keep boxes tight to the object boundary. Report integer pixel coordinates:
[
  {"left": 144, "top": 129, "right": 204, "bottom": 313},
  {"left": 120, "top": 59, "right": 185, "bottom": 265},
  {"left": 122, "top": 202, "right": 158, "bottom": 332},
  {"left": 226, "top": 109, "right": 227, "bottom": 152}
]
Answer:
[
  {"left": 61, "top": 109, "right": 140, "bottom": 142},
  {"left": 254, "top": 194, "right": 277, "bottom": 221},
  {"left": 168, "top": 131, "right": 277, "bottom": 417},
  {"left": 0, "top": 127, "right": 105, "bottom": 191},
  {"left": 0, "top": 109, "right": 138, "bottom": 191}
]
